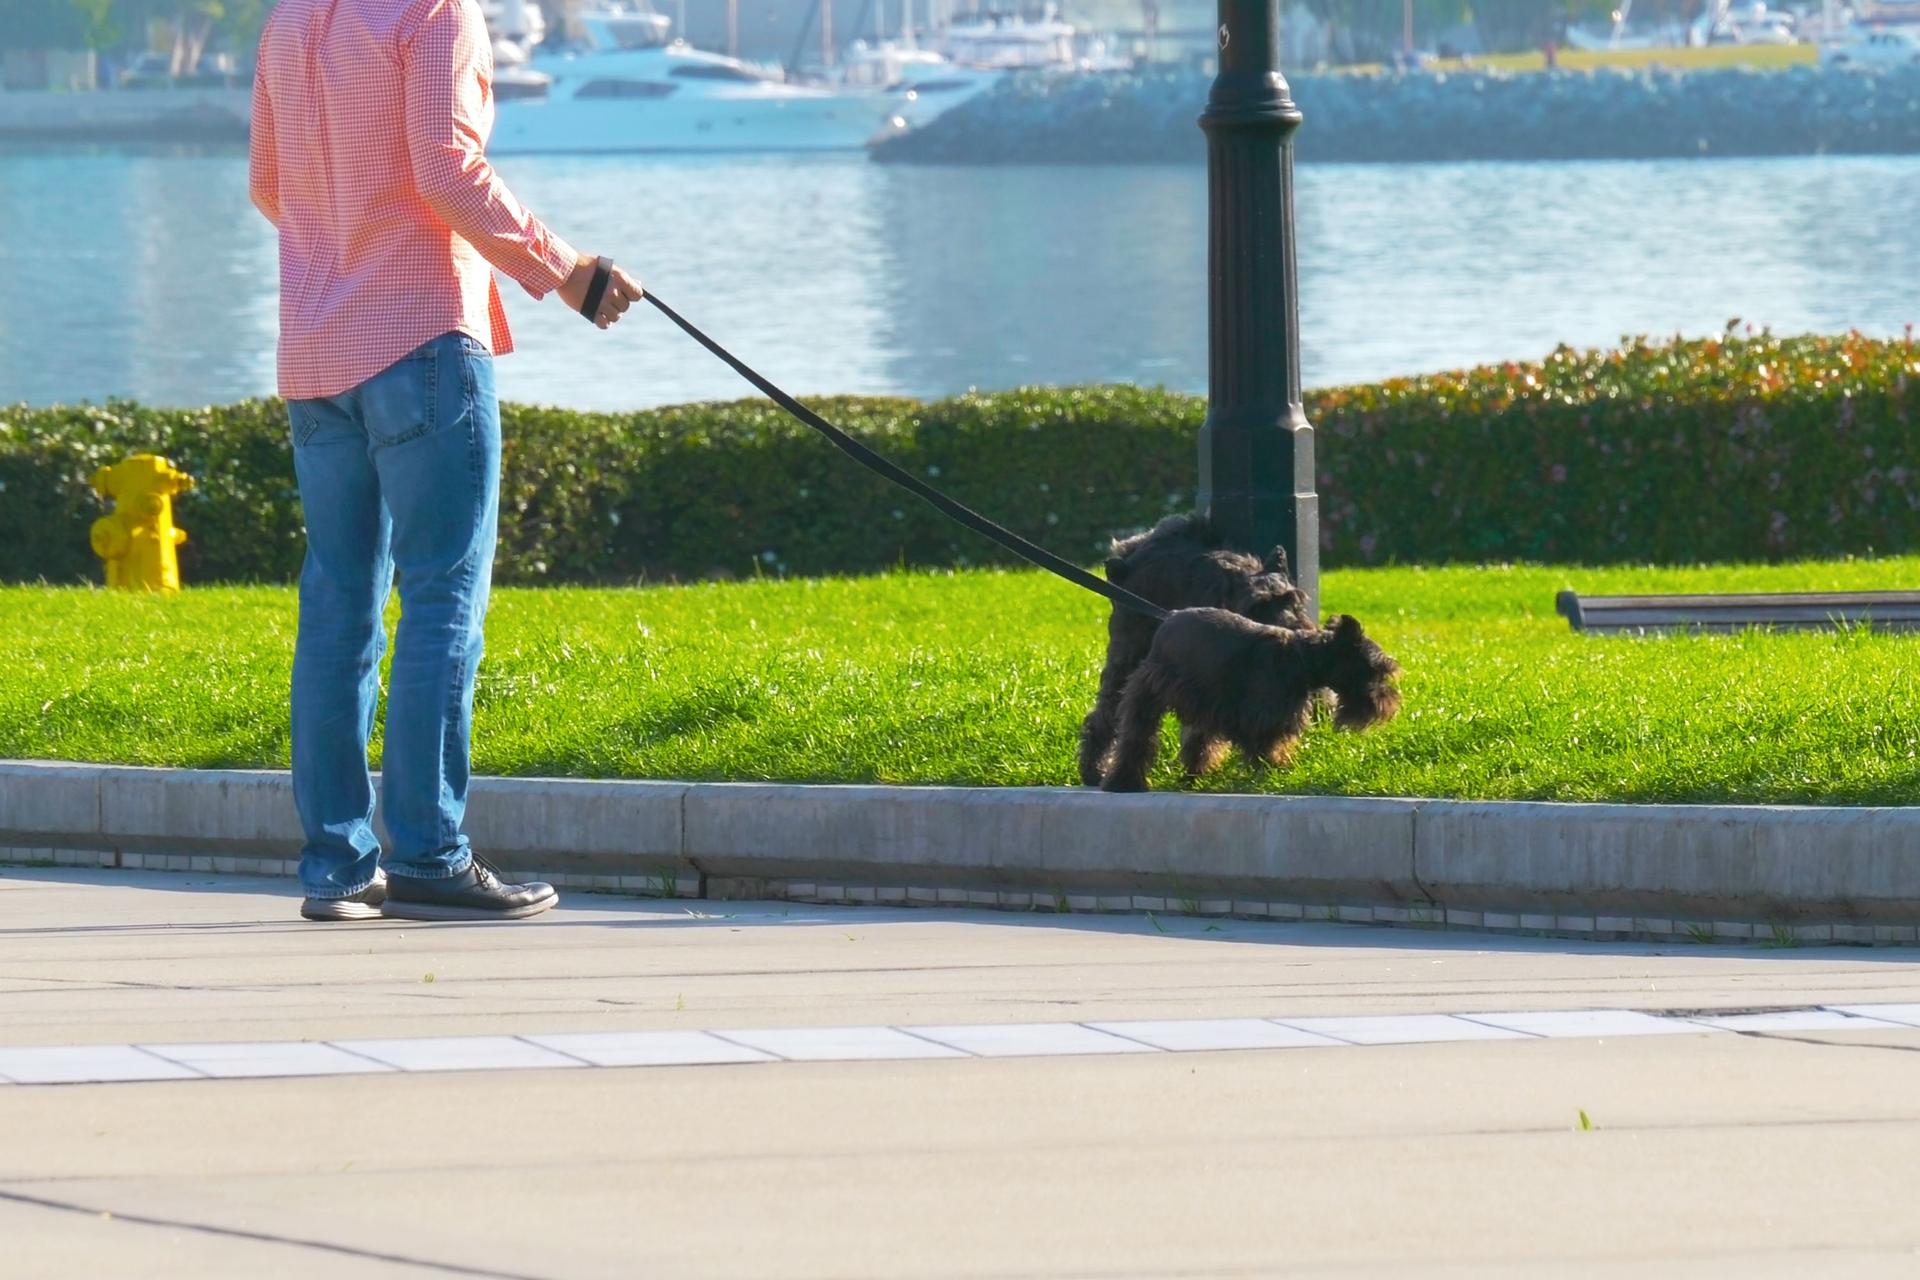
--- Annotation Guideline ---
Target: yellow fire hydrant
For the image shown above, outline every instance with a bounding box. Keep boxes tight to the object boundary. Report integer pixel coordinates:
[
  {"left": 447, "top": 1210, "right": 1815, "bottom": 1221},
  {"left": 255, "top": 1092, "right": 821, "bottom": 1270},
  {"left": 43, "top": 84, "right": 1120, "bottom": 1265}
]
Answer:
[{"left": 89, "top": 454, "right": 193, "bottom": 593}]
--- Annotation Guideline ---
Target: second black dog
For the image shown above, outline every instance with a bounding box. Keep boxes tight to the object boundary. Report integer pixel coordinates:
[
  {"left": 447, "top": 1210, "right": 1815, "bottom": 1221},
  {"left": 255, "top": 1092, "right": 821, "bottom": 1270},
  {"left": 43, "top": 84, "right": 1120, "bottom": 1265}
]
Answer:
[
  {"left": 1098, "top": 609, "right": 1401, "bottom": 793},
  {"left": 1079, "top": 514, "right": 1311, "bottom": 787}
]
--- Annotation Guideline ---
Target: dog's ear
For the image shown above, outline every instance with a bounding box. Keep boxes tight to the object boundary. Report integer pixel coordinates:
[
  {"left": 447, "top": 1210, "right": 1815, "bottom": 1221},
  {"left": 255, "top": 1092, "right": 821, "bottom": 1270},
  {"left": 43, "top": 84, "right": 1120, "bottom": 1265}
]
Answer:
[
  {"left": 1331, "top": 614, "right": 1364, "bottom": 642},
  {"left": 1104, "top": 556, "right": 1129, "bottom": 583},
  {"left": 1262, "top": 545, "right": 1291, "bottom": 578}
]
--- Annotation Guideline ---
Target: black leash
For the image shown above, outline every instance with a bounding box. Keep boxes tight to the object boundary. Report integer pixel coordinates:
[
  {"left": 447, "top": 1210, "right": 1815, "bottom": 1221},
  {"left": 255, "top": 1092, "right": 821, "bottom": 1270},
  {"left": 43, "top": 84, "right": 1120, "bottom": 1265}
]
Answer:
[{"left": 635, "top": 287, "right": 1172, "bottom": 623}]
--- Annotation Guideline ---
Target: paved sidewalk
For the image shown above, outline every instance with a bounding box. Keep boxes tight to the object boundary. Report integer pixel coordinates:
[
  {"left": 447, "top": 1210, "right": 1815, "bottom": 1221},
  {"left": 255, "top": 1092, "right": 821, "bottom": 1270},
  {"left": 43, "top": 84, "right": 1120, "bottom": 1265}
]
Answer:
[{"left": 6, "top": 867, "right": 1920, "bottom": 1277}]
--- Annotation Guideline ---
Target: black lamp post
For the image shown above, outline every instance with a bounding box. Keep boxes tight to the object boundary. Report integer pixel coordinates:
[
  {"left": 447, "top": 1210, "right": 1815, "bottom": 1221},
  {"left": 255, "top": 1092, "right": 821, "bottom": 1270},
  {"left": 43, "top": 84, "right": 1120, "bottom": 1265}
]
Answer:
[{"left": 1196, "top": 0, "right": 1319, "bottom": 616}]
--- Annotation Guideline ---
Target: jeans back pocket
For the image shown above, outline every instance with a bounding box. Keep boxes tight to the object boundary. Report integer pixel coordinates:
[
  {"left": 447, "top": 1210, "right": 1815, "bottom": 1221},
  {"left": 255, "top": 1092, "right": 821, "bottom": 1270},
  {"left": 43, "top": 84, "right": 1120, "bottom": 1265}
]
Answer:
[{"left": 360, "top": 341, "right": 442, "bottom": 450}]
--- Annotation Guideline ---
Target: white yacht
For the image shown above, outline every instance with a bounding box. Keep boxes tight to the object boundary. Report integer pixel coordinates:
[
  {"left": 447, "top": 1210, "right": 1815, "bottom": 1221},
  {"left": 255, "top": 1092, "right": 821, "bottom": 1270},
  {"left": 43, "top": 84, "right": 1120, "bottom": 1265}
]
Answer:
[
  {"left": 489, "top": 3, "right": 908, "bottom": 154},
  {"left": 934, "top": 10, "right": 1128, "bottom": 72},
  {"left": 1565, "top": 0, "right": 1801, "bottom": 50},
  {"left": 484, "top": 0, "right": 558, "bottom": 101},
  {"left": 868, "top": 8, "right": 1132, "bottom": 132},
  {"left": 1692, "top": 1, "right": 1800, "bottom": 45}
]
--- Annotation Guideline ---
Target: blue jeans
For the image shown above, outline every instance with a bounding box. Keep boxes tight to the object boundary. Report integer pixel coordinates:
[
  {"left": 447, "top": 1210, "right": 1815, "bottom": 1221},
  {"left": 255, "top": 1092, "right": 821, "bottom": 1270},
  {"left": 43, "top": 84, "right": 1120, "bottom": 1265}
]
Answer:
[{"left": 286, "top": 332, "right": 499, "bottom": 899}]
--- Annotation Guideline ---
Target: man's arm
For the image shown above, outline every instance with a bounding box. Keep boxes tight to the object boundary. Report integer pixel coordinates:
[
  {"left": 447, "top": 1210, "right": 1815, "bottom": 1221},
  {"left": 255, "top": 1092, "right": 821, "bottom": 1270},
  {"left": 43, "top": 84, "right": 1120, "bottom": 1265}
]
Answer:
[
  {"left": 401, "top": 0, "right": 580, "bottom": 298},
  {"left": 247, "top": 63, "right": 281, "bottom": 226}
]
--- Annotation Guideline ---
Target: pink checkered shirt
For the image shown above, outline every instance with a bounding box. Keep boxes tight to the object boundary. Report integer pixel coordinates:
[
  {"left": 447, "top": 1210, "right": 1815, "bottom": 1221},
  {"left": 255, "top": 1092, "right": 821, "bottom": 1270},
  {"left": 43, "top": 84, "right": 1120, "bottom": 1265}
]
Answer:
[{"left": 248, "top": 0, "right": 578, "bottom": 400}]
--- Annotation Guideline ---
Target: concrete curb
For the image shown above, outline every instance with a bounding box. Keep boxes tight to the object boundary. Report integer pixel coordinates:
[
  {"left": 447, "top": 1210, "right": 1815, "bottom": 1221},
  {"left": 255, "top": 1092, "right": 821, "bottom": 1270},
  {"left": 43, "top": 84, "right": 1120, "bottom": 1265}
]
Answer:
[{"left": 4, "top": 760, "right": 1919, "bottom": 943}]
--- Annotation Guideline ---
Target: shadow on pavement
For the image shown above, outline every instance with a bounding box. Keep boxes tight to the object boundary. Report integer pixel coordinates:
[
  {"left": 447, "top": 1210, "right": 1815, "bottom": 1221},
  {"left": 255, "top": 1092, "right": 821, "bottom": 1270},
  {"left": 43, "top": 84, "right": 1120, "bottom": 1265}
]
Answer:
[{"left": 7, "top": 865, "right": 1918, "bottom": 963}]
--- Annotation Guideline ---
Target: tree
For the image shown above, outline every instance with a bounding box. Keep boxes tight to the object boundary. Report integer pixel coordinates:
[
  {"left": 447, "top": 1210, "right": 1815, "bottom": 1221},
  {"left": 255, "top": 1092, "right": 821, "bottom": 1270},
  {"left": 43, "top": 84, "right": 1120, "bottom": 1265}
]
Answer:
[{"left": 0, "top": 0, "right": 116, "bottom": 51}]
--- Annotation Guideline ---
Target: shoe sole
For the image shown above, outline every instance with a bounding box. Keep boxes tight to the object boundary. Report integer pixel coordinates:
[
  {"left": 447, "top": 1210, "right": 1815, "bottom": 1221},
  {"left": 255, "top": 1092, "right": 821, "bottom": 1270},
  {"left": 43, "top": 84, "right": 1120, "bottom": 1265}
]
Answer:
[
  {"left": 301, "top": 900, "right": 386, "bottom": 921},
  {"left": 379, "top": 893, "right": 557, "bottom": 922}
]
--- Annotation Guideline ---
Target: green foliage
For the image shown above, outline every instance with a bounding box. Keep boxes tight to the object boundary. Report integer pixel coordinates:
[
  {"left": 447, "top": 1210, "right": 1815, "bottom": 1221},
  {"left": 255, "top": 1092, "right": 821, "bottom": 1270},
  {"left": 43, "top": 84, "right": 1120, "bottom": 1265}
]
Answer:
[
  {"left": 0, "top": 386, "right": 1198, "bottom": 586},
  {"left": 0, "top": 0, "right": 274, "bottom": 57},
  {"left": 1310, "top": 329, "right": 1920, "bottom": 566},
  {"left": 0, "top": 0, "right": 114, "bottom": 51},
  {"left": 4, "top": 332, "right": 1918, "bottom": 587}
]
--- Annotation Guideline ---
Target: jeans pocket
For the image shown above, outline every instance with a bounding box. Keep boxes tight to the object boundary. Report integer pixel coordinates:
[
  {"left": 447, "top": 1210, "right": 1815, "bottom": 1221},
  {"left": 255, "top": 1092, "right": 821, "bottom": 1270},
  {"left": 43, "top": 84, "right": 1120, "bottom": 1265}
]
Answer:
[
  {"left": 361, "top": 342, "right": 441, "bottom": 450},
  {"left": 290, "top": 403, "right": 321, "bottom": 448}
]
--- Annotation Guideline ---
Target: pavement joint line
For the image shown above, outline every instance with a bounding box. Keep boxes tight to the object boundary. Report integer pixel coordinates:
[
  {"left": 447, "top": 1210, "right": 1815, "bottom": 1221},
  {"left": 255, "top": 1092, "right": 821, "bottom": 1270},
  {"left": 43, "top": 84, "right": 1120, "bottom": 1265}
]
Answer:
[
  {"left": 5, "top": 1003, "right": 1920, "bottom": 1087},
  {"left": 0, "top": 1187, "right": 561, "bottom": 1280},
  {"left": 508, "top": 1033, "right": 598, "bottom": 1068}
]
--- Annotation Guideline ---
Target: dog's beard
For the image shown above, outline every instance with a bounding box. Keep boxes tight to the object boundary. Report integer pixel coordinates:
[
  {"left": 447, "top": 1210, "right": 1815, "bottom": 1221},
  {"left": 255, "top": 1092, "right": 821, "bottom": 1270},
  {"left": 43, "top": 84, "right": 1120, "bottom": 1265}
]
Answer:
[{"left": 1332, "top": 680, "right": 1401, "bottom": 731}]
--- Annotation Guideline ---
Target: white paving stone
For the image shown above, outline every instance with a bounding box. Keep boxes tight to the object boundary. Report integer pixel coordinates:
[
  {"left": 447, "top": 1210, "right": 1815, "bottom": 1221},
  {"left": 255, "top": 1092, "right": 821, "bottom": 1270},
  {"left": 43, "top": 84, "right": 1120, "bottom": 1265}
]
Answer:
[
  {"left": 1085, "top": 1019, "right": 1346, "bottom": 1052},
  {"left": 140, "top": 1041, "right": 393, "bottom": 1079},
  {"left": 712, "top": 1027, "right": 968, "bottom": 1061},
  {"left": 909, "top": 1022, "right": 1159, "bottom": 1058},
  {"left": 1275, "top": 1014, "right": 1536, "bottom": 1046},
  {"left": 1456, "top": 1010, "right": 1714, "bottom": 1040},
  {"left": 331, "top": 1036, "right": 588, "bottom": 1073},
  {"left": 1825, "top": 1002, "right": 1920, "bottom": 1027},
  {"left": 1687, "top": 1009, "right": 1910, "bottom": 1033},
  {"left": 522, "top": 1030, "right": 775, "bottom": 1067},
  {"left": 9, "top": 1001, "right": 1917, "bottom": 1087},
  {"left": 0, "top": 1045, "right": 201, "bottom": 1084}
]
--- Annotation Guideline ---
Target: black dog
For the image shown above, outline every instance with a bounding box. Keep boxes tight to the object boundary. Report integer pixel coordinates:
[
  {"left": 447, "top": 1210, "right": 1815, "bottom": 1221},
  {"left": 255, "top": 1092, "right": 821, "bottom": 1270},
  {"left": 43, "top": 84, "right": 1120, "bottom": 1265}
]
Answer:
[
  {"left": 1079, "top": 514, "right": 1312, "bottom": 787},
  {"left": 1099, "top": 610, "right": 1401, "bottom": 793}
]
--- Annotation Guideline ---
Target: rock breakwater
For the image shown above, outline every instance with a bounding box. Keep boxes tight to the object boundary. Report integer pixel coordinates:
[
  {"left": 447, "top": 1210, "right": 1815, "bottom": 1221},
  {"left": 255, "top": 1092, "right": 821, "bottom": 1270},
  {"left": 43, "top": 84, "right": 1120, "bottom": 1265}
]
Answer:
[{"left": 872, "top": 64, "right": 1920, "bottom": 164}]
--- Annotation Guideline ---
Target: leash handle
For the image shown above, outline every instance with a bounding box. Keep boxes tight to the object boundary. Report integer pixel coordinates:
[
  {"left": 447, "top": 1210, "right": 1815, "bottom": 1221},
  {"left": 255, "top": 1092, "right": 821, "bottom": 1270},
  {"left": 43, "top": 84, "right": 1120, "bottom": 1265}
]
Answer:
[
  {"left": 643, "top": 292, "right": 1170, "bottom": 623},
  {"left": 579, "top": 256, "right": 614, "bottom": 321}
]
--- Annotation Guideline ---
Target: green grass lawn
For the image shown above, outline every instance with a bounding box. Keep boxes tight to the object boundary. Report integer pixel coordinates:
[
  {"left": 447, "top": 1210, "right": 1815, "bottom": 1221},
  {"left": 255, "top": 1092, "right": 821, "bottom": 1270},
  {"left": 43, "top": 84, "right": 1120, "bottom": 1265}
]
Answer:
[{"left": 5, "top": 559, "right": 1920, "bottom": 805}]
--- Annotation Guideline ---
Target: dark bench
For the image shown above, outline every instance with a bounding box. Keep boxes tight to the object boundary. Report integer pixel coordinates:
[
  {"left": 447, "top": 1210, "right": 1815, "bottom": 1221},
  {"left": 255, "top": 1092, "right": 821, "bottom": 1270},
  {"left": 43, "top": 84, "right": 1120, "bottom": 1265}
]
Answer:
[{"left": 1555, "top": 590, "right": 1920, "bottom": 634}]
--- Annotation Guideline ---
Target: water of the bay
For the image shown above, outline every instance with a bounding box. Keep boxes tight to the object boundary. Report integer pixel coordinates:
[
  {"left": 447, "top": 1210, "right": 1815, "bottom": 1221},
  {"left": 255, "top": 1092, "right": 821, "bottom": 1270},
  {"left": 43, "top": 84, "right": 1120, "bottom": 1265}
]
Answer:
[{"left": 2, "top": 146, "right": 1916, "bottom": 410}]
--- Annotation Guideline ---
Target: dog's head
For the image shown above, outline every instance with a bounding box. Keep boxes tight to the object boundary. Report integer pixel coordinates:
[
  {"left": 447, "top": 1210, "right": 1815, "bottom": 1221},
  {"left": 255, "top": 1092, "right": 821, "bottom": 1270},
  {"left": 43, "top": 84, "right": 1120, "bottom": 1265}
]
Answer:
[
  {"left": 1236, "top": 573, "right": 1312, "bottom": 631},
  {"left": 1319, "top": 615, "right": 1401, "bottom": 730}
]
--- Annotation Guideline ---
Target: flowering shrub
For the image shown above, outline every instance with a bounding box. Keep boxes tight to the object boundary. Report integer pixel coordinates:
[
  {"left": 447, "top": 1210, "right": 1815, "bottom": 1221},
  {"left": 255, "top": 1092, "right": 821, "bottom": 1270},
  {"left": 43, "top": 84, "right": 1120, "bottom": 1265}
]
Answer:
[
  {"left": 3, "top": 331, "right": 1916, "bottom": 584},
  {"left": 1311, "top": 328, "right": 1920, "bottom": 564}
]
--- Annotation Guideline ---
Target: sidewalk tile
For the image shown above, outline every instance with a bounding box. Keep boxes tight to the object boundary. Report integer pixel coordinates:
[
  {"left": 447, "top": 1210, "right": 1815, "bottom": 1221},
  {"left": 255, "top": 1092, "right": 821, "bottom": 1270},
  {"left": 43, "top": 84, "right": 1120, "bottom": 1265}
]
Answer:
[
  {"left": 1689, "top": 1009, "right": 1908, "bottom": 1033},
  {"left": 331, "top": 1036, "right": 587, "bottom": 1073},
  {"left": 523, "top": 1030, "right": 774, "bottom": 1067},
  {"left": 0, "top": 1045, "right": 200, "bottom": 1084},
  {"left": 712, "top": 1027, "right": 967, "bottom": 1061},
  {"left": 1456, "top": 1010, "right": 1711, "bottom": 1039},
  {"left": 1276, "top": 1014, "right": 1535, "bottom": 1046},
  {"left": 1086, "top": 1019, "right": 1345, "bottom": 1052},
  {"left": 140, "top": 1041, "right": 391, "bottom": 1078},
  {"left": 909, "top": 1023, "right": 1159, "bottom": 1058}
]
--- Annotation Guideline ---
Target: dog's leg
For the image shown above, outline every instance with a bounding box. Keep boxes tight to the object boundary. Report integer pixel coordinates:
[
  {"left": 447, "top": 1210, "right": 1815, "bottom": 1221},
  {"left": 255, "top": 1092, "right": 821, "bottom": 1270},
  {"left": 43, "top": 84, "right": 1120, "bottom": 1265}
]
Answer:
[
  {"left": 1078, "top": 622, "right": 1152, "bottom": 787},
  {"left": 1179, "top": 725, "right": 1230, "bottom": 781},
  {"left": 1252, "top": 734, "right": 1299, "bottom": 769},
  {"left": 1242, "top": 700, "right": 1314, "bottom": 771},
  {"left": 1101, "top": 664, "right": 1170, "bottom": 794}
]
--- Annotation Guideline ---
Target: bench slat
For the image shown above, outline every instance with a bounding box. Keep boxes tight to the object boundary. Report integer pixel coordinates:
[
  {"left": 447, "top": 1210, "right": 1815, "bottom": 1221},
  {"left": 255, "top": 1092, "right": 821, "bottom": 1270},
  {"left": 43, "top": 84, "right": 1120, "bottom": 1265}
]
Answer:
[{"left": 1556, "top": 589, "right": 1920, "bottom": 633}]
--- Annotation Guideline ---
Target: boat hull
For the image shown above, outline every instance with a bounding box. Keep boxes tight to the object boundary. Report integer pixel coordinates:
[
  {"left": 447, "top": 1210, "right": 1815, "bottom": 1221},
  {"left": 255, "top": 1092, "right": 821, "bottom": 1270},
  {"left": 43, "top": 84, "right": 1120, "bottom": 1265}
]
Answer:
[{"left": 491, "top": 91, "right": 898, "bottom": 154}]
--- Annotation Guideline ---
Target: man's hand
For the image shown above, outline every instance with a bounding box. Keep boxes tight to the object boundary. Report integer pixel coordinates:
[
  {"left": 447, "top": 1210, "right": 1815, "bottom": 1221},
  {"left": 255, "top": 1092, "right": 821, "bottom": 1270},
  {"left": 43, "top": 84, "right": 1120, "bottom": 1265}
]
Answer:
[{"left": 557, "top": 254, "right": 644, "bottom": 329}]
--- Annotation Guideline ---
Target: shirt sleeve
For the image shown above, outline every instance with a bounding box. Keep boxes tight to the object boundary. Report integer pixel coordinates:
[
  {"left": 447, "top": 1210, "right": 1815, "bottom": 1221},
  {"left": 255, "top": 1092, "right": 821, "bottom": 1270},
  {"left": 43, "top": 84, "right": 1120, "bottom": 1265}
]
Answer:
[
  {"left": 247, "top": 62, "right": 281, "bottom": 226},
  {"left": 401, "top": 0, "right": 579, "bottom": 298}
]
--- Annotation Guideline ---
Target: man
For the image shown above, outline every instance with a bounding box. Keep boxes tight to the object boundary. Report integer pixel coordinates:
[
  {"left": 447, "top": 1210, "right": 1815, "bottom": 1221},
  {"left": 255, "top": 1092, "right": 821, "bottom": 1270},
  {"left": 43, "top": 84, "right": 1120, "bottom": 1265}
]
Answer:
[{"left": 249, "top": 0, "right": 641, "bottom": 922}]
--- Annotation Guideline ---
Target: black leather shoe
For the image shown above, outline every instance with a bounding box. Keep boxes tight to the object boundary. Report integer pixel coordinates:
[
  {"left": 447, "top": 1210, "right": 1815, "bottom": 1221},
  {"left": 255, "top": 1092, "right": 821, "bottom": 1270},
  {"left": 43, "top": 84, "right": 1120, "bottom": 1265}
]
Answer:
[
  {"left": 381, "top": 857, "right": 557, "bottom": 921},
  {"left": 301, "top": 872, "right": 387, "bottom": 922}
]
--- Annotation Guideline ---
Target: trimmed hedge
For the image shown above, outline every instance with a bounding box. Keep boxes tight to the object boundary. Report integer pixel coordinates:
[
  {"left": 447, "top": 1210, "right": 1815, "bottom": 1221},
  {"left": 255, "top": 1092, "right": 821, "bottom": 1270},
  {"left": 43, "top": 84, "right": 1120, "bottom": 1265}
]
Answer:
[{"left": 3, "top": 331, "right": 1917, "bottom": 585}]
